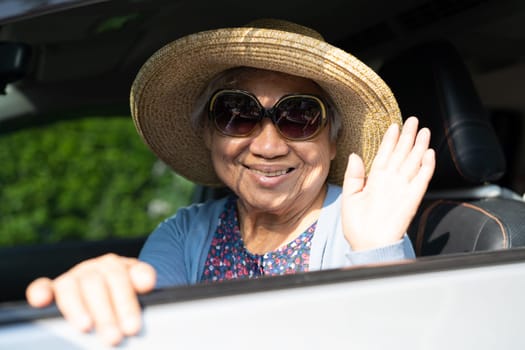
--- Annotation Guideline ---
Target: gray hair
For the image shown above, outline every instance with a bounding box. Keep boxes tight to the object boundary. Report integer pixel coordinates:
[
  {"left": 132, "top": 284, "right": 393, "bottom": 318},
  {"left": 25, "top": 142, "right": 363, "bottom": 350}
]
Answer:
[{"left": 190, "top": 67, "right": 342, "bottom": 142}]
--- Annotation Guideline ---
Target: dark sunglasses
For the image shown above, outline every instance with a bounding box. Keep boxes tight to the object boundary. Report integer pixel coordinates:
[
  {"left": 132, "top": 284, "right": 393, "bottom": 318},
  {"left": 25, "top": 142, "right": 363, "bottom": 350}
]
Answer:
[{"left": 208, "top": 89, "right": 328, "bottom": 141}]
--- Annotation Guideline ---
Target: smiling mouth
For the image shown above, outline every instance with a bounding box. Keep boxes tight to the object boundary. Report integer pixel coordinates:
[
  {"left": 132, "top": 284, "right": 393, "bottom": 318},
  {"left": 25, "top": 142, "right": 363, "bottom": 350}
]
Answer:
[{"left": 249, "top": 168, "right": 294, "bottom": 177}]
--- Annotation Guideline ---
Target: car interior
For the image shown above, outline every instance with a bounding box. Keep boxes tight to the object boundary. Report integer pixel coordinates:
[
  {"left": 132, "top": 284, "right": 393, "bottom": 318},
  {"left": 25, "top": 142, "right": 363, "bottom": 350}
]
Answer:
[
  {"left": 379, "top": 40, "right": 525, "bottom": 255},
  {"left": 1, "top": 0, "right": 525, "bottom": 304}
]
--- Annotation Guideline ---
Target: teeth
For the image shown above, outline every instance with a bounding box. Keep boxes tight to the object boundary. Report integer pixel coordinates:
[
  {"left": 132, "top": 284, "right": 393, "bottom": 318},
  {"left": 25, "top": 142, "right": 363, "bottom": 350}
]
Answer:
[{"left": 251, "top": 169, "right": 288, "bottom": 177}]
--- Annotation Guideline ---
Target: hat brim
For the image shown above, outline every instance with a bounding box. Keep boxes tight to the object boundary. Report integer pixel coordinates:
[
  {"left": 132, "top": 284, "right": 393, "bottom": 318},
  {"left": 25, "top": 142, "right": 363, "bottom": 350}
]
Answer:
[{"left": 130, "top": 27, "right": 401, "bottom": 186}]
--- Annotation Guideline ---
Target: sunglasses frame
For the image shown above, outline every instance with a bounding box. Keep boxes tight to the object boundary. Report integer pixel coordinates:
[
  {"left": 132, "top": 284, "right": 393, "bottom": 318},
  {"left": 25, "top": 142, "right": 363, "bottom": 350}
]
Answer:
[{"left": 208, "top": 89, "right": 328, "bottom": 141}]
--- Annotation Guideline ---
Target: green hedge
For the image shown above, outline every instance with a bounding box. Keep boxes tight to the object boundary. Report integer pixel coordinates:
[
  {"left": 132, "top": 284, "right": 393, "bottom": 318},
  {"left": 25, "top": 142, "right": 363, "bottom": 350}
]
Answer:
[{"left": 0, "top": 115, "right": 195, "bottom": 246}]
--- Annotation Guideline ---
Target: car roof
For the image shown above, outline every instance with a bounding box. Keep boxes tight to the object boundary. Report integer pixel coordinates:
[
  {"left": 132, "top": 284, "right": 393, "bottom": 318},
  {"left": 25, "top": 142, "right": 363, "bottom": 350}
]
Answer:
[{"left": 1, "top": 0, "right": 524, "bottom": 122}]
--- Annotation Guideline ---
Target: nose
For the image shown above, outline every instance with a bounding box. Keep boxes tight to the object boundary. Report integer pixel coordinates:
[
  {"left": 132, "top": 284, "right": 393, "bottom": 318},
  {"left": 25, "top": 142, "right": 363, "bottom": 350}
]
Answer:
[{"left": 249, "top": 118, "right": 289, "bottom": 158}]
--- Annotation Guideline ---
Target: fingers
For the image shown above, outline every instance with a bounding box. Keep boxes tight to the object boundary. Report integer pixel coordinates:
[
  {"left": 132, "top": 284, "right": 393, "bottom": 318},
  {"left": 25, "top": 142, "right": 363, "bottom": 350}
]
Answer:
[
  {"left": 26, "top": 254, "right": 155, "bottom": 346},
  {"left": 371, "top": 116, "right": 432, "bottom": 181},
  {"left": 341, "top": 116, "right": 435, "bottom": 251},
  {"left": 54, "top": 271, "right": 94, "bottom": 332},
  {"left": 26, "top": 277, "right": 55, "bottom": 308},
  {"left": 370, "top": 122, "right": 400, "bottom": 171},
  {"left": 388, "top": 117, "right": 420, "bottom": 170},
  {"left": 398, "top": 126, "right": 432, "bottom": 180},
  {"left": 79, "top": 255, "right": 141, "bottom": 345},
  {"left": 343, "top": 153, "right": 366, "bottom": 195},
  {"left": 102, "top": 258, "right": 155, "bottom": 337},
  {"left": 129, "top": 261, "right": 157, "bottom": 294},
  {"left": 409, "top": 148, "right": 436, "bottom": 197}
]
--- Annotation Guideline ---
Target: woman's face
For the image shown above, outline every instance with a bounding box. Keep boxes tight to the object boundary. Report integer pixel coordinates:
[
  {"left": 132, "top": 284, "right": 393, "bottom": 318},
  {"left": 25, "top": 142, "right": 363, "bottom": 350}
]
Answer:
[{"left": 204, "top": 69, "right": 336, "bottom": 215}]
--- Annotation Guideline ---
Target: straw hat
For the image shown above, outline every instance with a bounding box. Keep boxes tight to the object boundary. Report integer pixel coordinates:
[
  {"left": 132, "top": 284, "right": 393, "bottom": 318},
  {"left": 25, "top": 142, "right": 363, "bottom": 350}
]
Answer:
[{"left": 130, "top": 19, "right": 401, "bottom": 186}]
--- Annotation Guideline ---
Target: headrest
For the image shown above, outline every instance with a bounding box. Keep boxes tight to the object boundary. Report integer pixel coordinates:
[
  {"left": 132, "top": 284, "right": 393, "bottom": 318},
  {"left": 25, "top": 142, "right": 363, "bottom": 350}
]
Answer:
[{"left": 379, "top": 41, "right": 506, "bottom": 189}]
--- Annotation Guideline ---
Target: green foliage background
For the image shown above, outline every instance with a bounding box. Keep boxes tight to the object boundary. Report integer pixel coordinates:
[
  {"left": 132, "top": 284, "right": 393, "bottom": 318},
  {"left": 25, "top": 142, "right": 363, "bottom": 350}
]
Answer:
[{"left": 0, "top": 115, "right": 195, "bottom": 246}]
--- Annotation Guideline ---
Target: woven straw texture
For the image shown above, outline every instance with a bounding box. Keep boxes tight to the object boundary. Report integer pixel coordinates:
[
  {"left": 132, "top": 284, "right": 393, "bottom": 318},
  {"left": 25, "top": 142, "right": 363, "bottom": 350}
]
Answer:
[{"left": 130, "top": 20, "right": 401, "bottom": 186}]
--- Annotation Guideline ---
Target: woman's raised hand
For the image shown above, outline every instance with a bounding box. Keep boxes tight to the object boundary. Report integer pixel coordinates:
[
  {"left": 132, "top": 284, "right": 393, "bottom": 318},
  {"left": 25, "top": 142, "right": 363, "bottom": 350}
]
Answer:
[
  {"left": 26, "top": 254, "right": 156, "bottom": 346},
  {"left": 341, "top": 116, "right": 435, "bottom": 251}
]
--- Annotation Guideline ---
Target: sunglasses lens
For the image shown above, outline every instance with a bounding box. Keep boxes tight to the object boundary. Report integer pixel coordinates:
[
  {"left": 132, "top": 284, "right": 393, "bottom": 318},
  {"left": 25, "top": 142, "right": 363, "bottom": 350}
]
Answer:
[
  {"left": 211, "top": 92, "right": 260, "bottom": 136},
  {"left": 275, "top": 97, "right": 324, "bottom": 140}
]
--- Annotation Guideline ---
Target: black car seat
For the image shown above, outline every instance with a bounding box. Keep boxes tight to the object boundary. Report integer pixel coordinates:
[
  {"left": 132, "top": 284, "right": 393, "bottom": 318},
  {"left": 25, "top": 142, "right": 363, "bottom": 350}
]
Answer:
[{"left": 378, "top": 41, "right": 525, "bottom": 256}]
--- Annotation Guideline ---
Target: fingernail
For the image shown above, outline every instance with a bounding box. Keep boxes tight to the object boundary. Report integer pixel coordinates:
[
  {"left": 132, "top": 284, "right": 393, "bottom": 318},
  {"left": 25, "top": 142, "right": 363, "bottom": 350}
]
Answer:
[
  {"left": 102, "top": 326, "right": 123, "bottom": 346},
  {"left": 122, "top": 317, "right": 141, "bottom": 335},
  {"left": 72, "top": 314, "right": 92, "bottom": 331}
]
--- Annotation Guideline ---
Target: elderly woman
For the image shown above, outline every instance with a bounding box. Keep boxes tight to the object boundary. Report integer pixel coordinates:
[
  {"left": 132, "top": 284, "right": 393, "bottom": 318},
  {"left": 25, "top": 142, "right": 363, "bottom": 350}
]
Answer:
[{"left": 26, "top": 19, "right": 435, "bottom": 345}]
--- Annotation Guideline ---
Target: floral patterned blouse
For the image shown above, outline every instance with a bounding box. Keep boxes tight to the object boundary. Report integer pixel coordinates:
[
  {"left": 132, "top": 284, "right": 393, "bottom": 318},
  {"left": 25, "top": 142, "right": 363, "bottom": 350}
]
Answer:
[{"left": 201, "top": 196, "right": 316, "bottom": 282}]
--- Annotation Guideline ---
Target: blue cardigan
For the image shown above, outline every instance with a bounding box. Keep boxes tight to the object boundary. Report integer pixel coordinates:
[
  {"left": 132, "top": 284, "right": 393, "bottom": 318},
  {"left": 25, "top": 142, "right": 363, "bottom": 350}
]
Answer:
[{"left": 139, "top": 184, "right": 415, "bottom": 288}]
